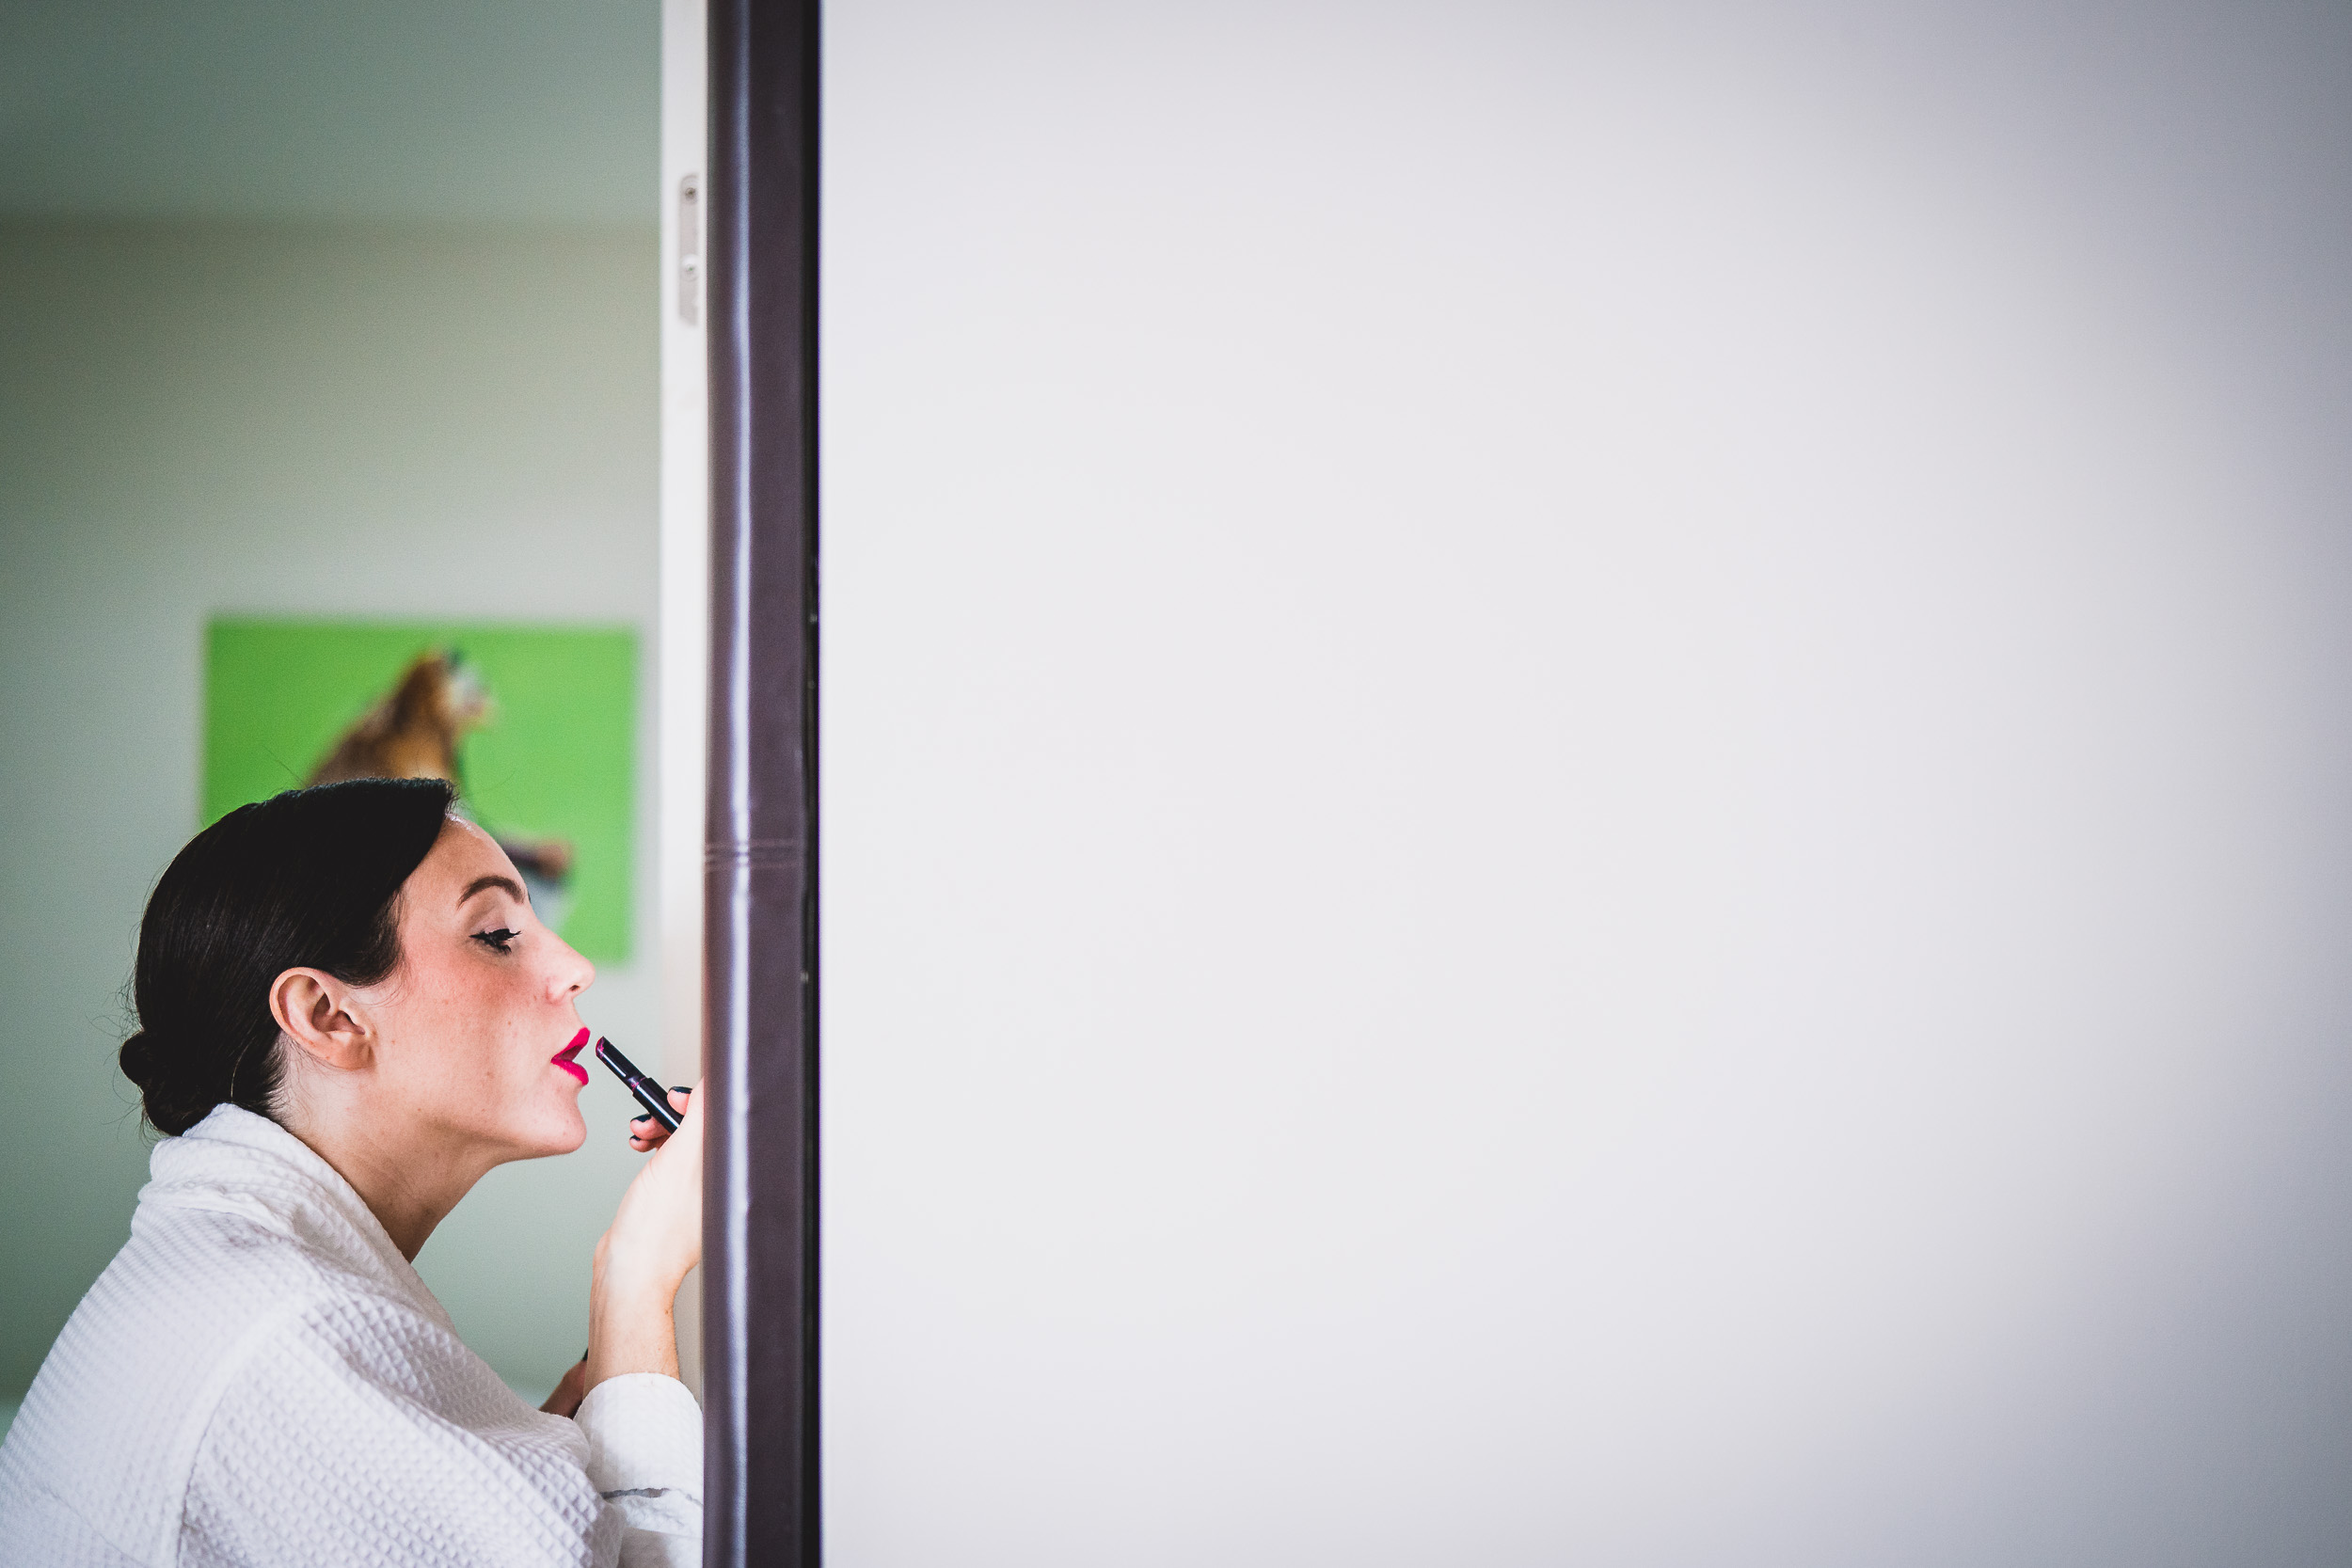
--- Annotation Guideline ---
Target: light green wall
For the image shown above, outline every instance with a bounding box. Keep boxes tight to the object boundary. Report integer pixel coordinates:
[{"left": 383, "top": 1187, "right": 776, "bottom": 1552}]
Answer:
[{"left": 0, "top": 218, "right": 664, "bottom": 1402}]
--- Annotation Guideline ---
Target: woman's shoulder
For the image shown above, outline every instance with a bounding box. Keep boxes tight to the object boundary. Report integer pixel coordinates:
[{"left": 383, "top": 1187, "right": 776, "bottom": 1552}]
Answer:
[
  {"left": 0, "top": 1128, "right": 502, "bottom": 1564},
  {"left": 0, "top": 1224, "right": 357, "bottom": 1564}
]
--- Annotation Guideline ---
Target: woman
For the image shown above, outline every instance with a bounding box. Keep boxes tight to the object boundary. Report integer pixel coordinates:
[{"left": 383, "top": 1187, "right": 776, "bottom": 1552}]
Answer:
[{"left": 0, "top": 779, "right": 702, "bottom": 1567}]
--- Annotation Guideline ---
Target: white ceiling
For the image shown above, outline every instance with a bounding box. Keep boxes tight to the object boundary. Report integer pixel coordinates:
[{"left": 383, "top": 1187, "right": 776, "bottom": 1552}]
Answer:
[{"left": 0, "top": 0, "right": 657, "bottom": 223}]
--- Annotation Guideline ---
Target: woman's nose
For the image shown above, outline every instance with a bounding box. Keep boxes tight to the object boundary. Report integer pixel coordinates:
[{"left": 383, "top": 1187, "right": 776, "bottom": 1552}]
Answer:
[{"left": 549, "top": 935, "right": 595, "bottom": 998}]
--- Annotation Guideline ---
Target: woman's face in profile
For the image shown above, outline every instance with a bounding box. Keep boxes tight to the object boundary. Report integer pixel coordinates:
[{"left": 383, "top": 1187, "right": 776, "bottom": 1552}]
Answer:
[{"left": 358, "top": 816, "right": 596, "bottom": 1161}]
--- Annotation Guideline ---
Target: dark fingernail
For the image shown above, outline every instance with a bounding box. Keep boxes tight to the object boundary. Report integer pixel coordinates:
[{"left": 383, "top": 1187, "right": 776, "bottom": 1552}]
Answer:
[{"left": 671, "top": 1085, "right": 691, "bottom": 1095}]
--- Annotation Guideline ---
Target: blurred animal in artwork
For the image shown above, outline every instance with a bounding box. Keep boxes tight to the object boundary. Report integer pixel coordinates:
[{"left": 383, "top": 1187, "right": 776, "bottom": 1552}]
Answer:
[
  {"left": 308, "top": 649, "right": 576, "bottom": 917},
  {"left": 308, "top": 649, "right": 486, "bottom": 788}
]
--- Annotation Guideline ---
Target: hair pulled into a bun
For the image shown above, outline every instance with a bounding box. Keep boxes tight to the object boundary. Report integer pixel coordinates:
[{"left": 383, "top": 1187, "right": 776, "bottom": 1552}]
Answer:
[
  {"left": 121, "top": 777, "right": 454, "bottom": 1135},
  {"left": 117, "top": 1029, "right": 210, "bottom": 1138}
]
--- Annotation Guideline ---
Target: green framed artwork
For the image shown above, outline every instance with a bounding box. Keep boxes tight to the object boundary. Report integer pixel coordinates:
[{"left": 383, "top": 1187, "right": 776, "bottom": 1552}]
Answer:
[{"left": 203, "top": 619, "right": 638, "bottom": 962}]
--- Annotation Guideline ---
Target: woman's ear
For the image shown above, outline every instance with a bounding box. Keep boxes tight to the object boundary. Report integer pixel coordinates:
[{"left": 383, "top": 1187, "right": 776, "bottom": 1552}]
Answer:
[{"left": 269, "top": 968, "right": 374, "bottom": 1072}]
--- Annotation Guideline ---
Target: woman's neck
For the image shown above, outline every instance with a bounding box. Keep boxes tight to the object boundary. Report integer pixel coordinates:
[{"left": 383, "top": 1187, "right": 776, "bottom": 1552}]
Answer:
[{"left": 279, "top": 1099, "right": 501, "bottom": 1260}]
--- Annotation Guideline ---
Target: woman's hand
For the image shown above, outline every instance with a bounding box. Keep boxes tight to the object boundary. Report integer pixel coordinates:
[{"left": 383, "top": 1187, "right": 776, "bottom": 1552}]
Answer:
[
  {"left": 584, "top": 1082, "right": 703, "bottom": 1393},
  {"left": 606, "top": 1084, "right": 701, "bottom": 1288},
  {"left": 540, "top": 1354, "right": 588, "bottom": 1418}
]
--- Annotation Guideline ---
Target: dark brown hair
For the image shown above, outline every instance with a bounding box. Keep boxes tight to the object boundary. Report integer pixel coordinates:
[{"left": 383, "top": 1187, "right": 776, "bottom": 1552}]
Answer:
[{"left": 119, "top": 778, "right": 454, "bottom": 1135}]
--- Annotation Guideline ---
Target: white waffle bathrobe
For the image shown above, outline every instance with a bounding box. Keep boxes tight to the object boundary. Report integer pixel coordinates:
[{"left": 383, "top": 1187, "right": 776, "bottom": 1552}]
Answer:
[{"left": 0, "top": 1105, "right": 701, "bottom": 1567}]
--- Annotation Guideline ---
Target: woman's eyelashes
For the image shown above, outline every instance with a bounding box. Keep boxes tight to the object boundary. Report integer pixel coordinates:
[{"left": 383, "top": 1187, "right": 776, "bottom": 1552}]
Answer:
[{"left": 471, "top": 927, "right": 521, "bottom": 956}]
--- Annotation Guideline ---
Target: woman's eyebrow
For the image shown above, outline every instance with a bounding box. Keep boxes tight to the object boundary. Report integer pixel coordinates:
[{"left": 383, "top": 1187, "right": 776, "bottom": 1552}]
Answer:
[{"left": 457, "top": 874, "right": 527, "bottom": 908}]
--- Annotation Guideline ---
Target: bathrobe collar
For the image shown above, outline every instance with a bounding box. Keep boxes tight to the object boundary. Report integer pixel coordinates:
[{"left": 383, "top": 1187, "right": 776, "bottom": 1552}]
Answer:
[{"left": 141, "top": 1102, "right": 454, "bottom": 1333}]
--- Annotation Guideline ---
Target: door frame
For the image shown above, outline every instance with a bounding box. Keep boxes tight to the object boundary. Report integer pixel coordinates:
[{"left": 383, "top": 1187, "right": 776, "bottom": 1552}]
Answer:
[{"left": 696, "top": 0, "right": 823, "bottom": 1560}]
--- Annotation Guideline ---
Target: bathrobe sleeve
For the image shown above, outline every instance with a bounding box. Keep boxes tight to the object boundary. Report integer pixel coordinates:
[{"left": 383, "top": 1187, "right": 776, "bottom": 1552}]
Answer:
[
  {"left": 174, "top": 1294, "right": 699, "bottom": 1568},
  {"left": 577, "top": 1373, "right": 706, "bottom": 1568}
]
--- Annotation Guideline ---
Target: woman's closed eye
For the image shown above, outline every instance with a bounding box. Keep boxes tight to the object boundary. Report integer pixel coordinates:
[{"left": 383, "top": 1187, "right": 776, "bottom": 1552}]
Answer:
[{"left": 471, "top": 927, "right": 520, "bottom": 955}]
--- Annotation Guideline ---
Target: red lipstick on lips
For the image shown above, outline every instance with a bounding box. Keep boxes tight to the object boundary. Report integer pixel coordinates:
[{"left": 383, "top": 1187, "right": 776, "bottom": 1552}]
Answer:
[{"left": 551, "top": 1026, "right": 591, "bottom": 1085}]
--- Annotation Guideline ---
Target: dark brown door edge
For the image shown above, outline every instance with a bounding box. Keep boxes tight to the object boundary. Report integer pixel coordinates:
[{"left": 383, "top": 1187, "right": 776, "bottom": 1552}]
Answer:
[{"left": 704, "top": 0, "right": 820, "bottom": 1561}]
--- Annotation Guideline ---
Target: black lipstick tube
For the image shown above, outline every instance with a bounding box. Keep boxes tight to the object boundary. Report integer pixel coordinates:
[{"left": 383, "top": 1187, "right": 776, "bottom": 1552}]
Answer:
[{"left": 594, "top": 1037, "right": 683, "bottom": 1132}]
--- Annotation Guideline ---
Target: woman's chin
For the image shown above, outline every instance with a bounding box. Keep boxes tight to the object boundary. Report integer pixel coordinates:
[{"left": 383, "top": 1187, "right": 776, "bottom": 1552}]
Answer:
[
  {"left": 515, "top": 1093, "right": 590, "bottom": 1158},
  {"left": 546, "top": 1100, "right": 590, "bottom": 1155}
]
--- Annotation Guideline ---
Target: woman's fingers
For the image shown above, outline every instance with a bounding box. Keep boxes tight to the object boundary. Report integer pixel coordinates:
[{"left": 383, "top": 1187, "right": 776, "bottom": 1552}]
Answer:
[
  {"left": 539, "top": 1354, "right": 589, "bottom": 1418},
  {"left": 625, "top": 1087, "right": 694, "bottom": 1151}
]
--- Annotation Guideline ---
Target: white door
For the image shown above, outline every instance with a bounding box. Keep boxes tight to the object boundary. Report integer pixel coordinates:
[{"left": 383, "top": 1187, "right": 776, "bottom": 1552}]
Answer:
[{"left": 818, "top": 3, "right": 2352, "bottom": 1563}]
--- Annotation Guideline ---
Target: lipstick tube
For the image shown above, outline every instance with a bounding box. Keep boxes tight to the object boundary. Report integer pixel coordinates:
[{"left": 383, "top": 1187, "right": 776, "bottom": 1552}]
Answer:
[{"left": 593, "top": 1037, "right": 683, "bottom": 1132}]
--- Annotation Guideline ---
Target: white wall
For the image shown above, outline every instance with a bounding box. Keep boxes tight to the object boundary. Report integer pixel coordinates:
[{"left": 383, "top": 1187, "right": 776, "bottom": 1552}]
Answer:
[
  {"left": 0, "top": 0, "right": 657, "bottom": 224},
  {"left": 0, "top": 218, "right": 663, "bottom": 1404},
  {"left": 819, "top": 1, "right": 2352, "bottom": 1562}
]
